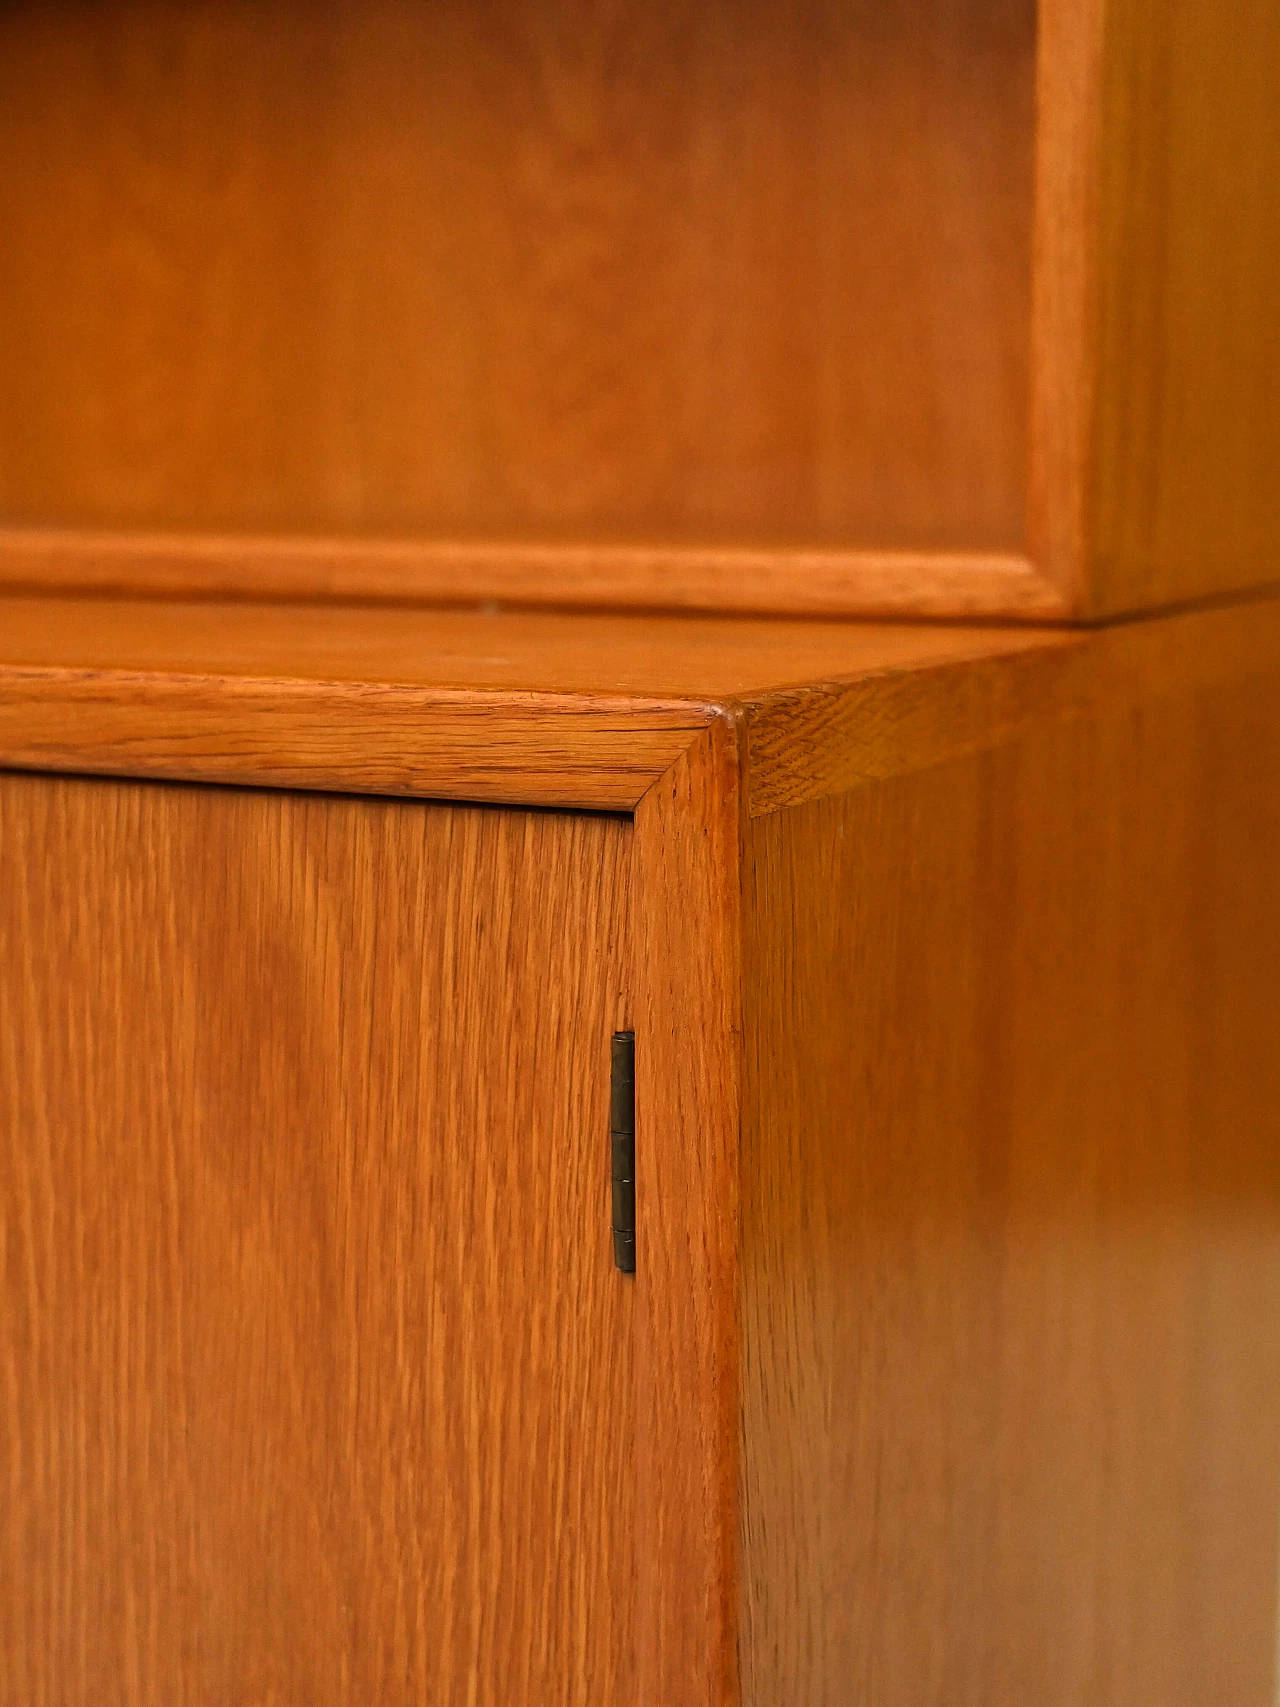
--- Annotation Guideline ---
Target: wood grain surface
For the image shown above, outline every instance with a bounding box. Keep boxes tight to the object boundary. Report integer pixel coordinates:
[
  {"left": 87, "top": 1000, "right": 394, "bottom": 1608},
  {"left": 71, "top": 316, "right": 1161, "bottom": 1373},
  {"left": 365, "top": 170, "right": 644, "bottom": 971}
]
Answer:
[
  {"left": 0, "top": 0, "right": 1034, "bottom": 572},
  {"left": 3, "top": 593, "right": 1278, "bottom": 1702},
  {"left": 0, "top": 593, "right": 1068, "bottom": 700},
  {"left": 1027, "top": 0, "right": 1105, "bottom": 603},
  {"left": 0, "top": 531, "right": 1063, "bottom": 623},
  {"left": 1032, "top": 0, "right": 1280, "bottom": 615},
  {"left": 3, "top": 1, "right": 1276, "bottom": 621},
  {"left": 0, "top": 670, "right": 705, "bottom": 815},
  {"left": 0, "top": 592, "right": 1060, "bottom": 810},
  {"left": 739, "top": 642, "right": 1280, "bottom": 1704},
  {"left": 1086, "top": 0, "right": 1280, "bottom": 616},
  {"left": 5, "top": 592, "right": 1280, "bottom": 821},
  {"left": 0, "top": 777, "right": 635, "bottom": 1706},
  {"left": 744, "top": 594, "right": 1280, "bottom": 815},
  {"left": 632, "top": 719, "right": 745, "bottom": 1707}
]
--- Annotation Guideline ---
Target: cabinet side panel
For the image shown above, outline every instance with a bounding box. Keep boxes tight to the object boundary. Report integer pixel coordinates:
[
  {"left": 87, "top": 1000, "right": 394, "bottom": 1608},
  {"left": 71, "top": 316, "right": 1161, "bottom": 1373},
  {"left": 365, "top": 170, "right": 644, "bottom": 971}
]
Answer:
[
  {"left": 0, "top": 778, "right": 633, "bottom": 1707},
  {"left": 740, "top": 664, "right": 1280, "bottom": 1703},
  {"left": 1086, "top": 0, "right": 1280, "bottom": 614}
]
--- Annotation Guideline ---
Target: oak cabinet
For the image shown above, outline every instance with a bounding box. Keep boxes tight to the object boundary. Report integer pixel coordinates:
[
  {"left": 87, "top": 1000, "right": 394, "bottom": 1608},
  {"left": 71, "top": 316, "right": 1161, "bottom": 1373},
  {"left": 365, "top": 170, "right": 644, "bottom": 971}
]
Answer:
[
  {"left": 2, "top": 4, "right": 1275, "bottom": 1698},
  {"left": 2, "top": 594, "right": 1278, "bottom": 1705}
]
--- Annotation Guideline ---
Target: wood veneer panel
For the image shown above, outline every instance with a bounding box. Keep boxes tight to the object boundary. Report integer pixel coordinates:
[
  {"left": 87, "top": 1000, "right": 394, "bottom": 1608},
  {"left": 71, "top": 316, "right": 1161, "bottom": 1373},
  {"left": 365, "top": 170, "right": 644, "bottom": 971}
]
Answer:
[
  {"left": 740, "top": 655, "right": 1280, "bottom": 1704},
  {"left": 1086, "top": 0, "right": 1280, "bottom": 615},
  {"left": 0, "top": 594, "right": 1064, "bottom": 701},
  {"left": 0, "top": 0, "right": 1034, "bottom": 565},
  {"left": 744, "top": 594, "right": 1280, "bottom": 815},
  {"left": 1032, "top": 0, "right": 1280, "bottom": 615},
  {"left": 0, "top": 776, "right": 634, "bottom": 1706},
  {"left": 0, "top": 592, "right": 1063, "bottom": 809},
  {"left": 633, "top": 719, "right": 745, "bottom": 1707}
]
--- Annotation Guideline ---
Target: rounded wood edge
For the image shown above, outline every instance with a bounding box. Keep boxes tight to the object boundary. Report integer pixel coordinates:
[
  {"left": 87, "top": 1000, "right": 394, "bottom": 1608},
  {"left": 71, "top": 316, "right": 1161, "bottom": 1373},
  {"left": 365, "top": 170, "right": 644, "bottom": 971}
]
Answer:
[
  {"left": 0, "top": 664, "right": 715, "bottom": 814},
  {"left": 0, "top": 528, "right": 1068, "bottom": 622},
  {"left": 631, "top": 713, "right": 746, "bottom": 1705}
]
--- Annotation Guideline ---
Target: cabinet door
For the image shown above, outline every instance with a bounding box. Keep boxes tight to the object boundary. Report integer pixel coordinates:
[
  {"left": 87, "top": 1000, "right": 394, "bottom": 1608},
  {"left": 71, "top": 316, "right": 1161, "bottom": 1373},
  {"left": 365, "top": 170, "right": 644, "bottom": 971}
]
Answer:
[{"left": 0, "top": 772, "right": 633, "bottom": 1707}]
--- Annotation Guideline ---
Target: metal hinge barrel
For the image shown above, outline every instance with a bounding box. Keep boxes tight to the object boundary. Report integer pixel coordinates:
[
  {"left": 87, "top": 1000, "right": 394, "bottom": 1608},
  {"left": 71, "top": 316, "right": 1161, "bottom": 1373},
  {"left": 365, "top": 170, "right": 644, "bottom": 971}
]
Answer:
[{"left": 610, "top": 1031, "right": 636, "bottom": 1273}]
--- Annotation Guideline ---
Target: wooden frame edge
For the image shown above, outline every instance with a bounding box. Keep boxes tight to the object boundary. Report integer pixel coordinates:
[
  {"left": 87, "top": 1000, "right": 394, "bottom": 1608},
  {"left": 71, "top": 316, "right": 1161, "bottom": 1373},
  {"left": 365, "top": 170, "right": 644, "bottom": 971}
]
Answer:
[
  {"left": 0, "top": 529, "right": 1068, "bottom": 623},
  {"left": 632, "top": 713, "right": 746, "bottom": 1706},
  {"left": 743, "top": 594, "right": 1280, "bottom": 818},
  {"left": 0, "top": 665, "right": 712, "bottom": 813},
  {"left": 1027, "top": 0, "right": 1107, "bottom": 612}
]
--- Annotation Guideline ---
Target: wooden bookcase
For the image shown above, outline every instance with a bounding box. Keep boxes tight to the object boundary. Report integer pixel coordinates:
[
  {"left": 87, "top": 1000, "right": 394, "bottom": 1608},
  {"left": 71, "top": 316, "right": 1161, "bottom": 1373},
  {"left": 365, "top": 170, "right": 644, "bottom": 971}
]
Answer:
[{"left": 0, "top": 0, "right": 1276, "bottom": 619}]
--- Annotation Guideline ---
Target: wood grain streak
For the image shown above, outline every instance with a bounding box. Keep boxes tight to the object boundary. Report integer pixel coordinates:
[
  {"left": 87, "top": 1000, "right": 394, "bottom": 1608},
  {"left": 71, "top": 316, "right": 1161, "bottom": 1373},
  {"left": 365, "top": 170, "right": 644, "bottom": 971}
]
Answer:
[
  {"left": 633, "top": 720, "right": 745, "bottom": 1706},
  {"left": 0, "top": 777, "right": 634, "bottom": 1706},
  {"left": 741, "top": 658, "right": 1280, "bottom": 1705}
]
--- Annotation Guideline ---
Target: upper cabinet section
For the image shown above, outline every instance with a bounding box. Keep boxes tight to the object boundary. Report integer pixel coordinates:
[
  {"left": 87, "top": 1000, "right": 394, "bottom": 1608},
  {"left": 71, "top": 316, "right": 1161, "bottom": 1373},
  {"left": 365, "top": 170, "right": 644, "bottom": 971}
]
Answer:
[{"left": 0, "top": 1, "right": 1274, "bottom": 620}]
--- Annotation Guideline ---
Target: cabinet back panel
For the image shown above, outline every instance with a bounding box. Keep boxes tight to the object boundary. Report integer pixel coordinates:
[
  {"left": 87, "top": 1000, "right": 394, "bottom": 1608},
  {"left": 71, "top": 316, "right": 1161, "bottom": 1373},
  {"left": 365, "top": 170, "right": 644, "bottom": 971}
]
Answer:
[
  {"left": 0, "top": 774, "right": 633, "bottom": 1707},
  {"left": 0, "top": 0, "right": 1034, "bottom": 556}
]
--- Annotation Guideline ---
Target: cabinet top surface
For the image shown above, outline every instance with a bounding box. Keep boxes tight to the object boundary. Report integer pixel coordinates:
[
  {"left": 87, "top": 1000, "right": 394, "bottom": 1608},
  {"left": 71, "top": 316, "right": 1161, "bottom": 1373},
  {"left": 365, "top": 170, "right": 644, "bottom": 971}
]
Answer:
[
  {"left": 0, "top": 594, "right": 1054, "bottom": 703},
  {"left": 0, "top": 593, "right": 1274, "bottom": 817}
]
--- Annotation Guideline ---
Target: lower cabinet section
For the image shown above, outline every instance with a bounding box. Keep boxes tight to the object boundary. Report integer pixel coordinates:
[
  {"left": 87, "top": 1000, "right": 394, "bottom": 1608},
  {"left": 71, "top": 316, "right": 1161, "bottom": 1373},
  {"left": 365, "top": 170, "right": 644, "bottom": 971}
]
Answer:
[
  {"left": 1, "top": 601, "right": 1278, "bottom": 1705},
  {"left": 0, "top": 778, "right": 634, "bottom": 1705}
]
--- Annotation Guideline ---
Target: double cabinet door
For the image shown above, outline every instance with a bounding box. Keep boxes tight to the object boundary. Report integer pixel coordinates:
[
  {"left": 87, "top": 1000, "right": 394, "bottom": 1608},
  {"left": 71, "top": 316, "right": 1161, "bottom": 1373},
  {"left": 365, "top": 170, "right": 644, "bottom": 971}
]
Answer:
[{"left": 0, "top": 769, "right": 635, "bottom": 1706}]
